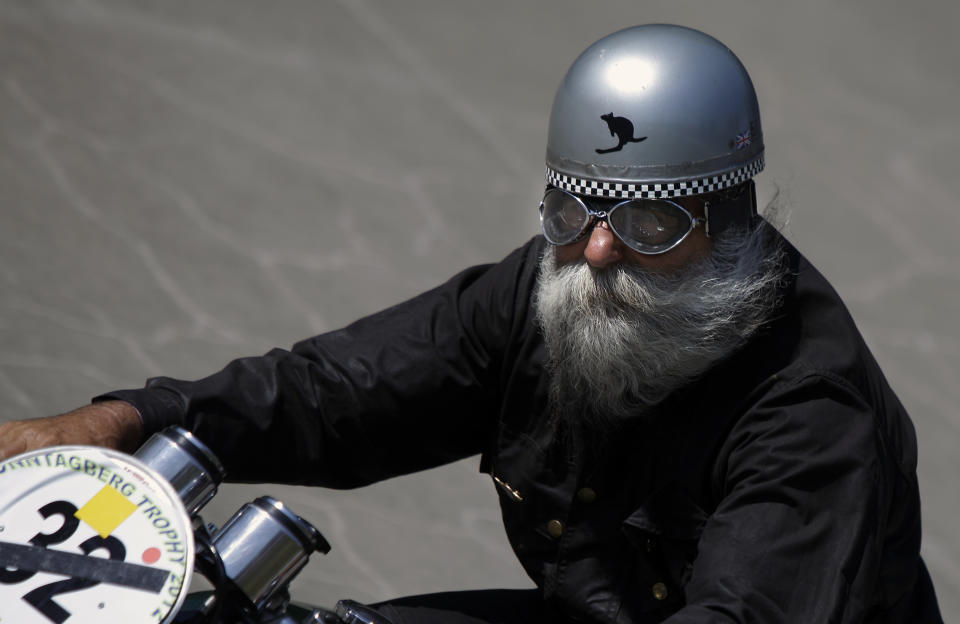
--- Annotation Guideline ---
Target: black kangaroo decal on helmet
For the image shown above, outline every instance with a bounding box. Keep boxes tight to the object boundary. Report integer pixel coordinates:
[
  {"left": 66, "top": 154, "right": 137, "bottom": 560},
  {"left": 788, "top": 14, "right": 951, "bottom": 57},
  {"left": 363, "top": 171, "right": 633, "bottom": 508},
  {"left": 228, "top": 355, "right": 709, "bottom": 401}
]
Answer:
[{"left": 595, "top": 113, "right": 647, "bottom": 154}]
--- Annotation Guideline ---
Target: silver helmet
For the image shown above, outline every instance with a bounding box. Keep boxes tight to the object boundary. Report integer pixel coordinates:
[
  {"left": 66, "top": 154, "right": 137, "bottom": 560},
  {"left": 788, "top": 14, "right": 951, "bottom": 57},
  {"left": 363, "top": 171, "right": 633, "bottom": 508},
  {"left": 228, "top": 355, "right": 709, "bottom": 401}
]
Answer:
[{"left": 546, "top": 24, "right": 763, "bottom": 202}]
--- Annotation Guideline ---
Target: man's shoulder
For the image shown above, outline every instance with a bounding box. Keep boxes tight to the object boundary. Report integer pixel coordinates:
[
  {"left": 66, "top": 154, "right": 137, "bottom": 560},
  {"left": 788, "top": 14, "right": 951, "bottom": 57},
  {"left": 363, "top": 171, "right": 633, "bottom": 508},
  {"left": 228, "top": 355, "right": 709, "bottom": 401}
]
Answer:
[
  {"left": 691, "top": 233, "right": 914, "bottom": 459},
  {"left": 428, "top": 235, "right": 546, "bottom": 297},
  {"left": 715, "top": 235, "right": 918, "bottom": 471},
  {"left": 762, "top": 235, "right": 890, "bottom": 401}
]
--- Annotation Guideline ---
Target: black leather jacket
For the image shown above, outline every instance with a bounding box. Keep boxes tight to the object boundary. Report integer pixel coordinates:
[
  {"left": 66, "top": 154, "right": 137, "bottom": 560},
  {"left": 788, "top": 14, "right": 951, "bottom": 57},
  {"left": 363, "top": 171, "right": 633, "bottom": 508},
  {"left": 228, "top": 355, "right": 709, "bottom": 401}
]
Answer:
[{"left": 103, "top": 233, "right": 941, "bottom": 623}]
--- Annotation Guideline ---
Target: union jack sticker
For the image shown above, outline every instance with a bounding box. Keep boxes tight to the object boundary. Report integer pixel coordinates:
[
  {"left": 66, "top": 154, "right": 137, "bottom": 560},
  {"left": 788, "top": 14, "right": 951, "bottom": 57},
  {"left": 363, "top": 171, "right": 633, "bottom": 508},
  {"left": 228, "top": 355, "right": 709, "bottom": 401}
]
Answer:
[{"left": 734, "top": 130, "right": 752, "bottom": 150}]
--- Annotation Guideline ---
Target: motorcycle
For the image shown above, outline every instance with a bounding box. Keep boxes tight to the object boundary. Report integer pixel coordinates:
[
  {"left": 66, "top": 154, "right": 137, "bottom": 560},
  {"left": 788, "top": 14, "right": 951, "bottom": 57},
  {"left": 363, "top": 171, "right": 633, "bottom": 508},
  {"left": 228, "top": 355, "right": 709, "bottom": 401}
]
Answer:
[{"left": 0, "top": 426, "right": 394, "bottom": 624}]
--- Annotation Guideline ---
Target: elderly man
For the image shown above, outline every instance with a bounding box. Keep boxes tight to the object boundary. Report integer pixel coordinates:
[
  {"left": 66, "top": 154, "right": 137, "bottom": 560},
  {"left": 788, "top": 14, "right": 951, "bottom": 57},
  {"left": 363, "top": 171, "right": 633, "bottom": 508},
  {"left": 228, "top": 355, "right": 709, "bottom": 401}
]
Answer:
[{"left": 0, "top": 25, "right": 942, "bottom": 623}]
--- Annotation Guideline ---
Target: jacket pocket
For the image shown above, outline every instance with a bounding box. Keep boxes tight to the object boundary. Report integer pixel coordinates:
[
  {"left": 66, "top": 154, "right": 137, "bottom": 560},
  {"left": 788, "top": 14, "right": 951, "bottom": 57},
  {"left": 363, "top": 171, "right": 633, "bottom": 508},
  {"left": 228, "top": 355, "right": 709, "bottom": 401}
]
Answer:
[
  {"left": 486, "top": 428, "right": 562, "bottom": 548},
  {"left": 622, "top": 485, "right": 708, "bottom": 592}
]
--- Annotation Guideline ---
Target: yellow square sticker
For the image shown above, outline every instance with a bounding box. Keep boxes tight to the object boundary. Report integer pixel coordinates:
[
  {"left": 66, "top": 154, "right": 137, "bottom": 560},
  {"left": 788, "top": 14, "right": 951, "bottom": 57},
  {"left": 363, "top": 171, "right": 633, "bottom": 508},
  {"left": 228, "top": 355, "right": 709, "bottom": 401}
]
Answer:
[{"left": 75, "top": 485, "right": 137, "bottom": 538}]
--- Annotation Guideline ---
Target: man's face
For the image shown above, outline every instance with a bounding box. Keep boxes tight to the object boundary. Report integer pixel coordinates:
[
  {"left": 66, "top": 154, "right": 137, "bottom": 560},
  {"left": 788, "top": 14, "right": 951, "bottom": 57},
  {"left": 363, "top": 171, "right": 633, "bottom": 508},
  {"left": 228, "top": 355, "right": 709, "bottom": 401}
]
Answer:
[
  {"left": 536, "top": 200, "right": 784, "bottom": 425},
  {"left": 552, "top": 195, "right": 712, "bottom": 273}
]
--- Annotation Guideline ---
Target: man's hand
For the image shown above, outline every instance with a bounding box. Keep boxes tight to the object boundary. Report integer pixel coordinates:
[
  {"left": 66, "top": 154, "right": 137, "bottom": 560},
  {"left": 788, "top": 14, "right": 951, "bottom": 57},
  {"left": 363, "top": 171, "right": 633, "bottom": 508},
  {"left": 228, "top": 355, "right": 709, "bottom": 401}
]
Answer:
[{"left": 0, "top": 401, "right": 143, "bottom": 462}]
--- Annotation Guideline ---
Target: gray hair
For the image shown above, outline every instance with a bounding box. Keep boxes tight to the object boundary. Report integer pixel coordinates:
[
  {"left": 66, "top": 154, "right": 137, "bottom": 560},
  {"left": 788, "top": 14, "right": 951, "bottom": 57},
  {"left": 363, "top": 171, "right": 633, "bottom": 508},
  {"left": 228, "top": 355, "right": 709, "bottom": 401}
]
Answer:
[{"left": 534, "top": 220, "right": 787, "bottom": 428}]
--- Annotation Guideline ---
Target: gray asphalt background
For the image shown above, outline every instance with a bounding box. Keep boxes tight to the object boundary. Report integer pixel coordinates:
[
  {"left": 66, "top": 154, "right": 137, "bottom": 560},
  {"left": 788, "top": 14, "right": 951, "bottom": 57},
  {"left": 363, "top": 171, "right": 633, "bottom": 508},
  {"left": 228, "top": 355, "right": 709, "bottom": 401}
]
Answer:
[{"left": 1, "top": 0, "right": 958, "bottom": 618}]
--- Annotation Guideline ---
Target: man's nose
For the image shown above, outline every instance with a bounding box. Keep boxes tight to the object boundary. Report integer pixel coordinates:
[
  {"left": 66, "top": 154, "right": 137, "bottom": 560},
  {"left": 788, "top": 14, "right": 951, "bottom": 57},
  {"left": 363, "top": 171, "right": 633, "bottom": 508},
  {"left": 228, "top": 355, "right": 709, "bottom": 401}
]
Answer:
[{"left": 582, "top": 221, "right": 624, "bottom": 269}]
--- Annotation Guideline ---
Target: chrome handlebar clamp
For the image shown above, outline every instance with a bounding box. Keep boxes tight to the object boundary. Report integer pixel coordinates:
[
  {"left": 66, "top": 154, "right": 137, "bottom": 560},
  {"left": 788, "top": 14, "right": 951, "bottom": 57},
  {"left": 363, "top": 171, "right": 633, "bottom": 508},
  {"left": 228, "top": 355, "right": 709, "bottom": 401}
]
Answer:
[
  {"left": 137, "top": 428, "right": 341, "bottom": 624},
  {"left": 213, "top": 496, "right": 331, "bottom": 611},
  {"left": 134, "top": 426, "right": 226, "bottom": 517}
]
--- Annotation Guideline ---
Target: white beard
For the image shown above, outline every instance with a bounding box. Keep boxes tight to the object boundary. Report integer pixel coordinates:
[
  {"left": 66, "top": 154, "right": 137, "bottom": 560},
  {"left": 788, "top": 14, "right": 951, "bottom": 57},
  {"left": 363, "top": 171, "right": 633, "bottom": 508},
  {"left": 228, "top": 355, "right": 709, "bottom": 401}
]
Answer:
[{"left": 534, "top": 224, "right": 786, "bottom": 427}]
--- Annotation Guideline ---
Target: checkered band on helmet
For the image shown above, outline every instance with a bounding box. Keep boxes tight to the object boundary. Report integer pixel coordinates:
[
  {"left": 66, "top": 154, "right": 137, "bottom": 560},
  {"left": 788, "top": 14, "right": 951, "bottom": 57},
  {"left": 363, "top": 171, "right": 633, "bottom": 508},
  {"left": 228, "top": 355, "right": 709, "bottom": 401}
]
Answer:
[{"left": 546, "top": 156, "right": 764, "bottom": 200}]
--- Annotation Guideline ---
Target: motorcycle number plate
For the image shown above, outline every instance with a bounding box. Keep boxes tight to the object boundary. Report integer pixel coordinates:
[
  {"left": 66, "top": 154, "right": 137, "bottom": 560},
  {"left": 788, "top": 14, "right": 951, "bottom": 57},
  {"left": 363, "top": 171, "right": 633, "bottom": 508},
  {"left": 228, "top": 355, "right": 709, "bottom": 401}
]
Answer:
[{"left": 0, "top": 446, "right": 194, "bottom": 624}]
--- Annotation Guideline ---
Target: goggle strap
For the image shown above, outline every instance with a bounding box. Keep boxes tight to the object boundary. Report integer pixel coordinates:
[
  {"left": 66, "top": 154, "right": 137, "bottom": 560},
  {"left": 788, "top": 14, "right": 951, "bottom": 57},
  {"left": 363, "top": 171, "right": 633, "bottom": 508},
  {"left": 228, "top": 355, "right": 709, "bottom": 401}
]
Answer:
[{"left": 704, "top": 180, "right": 758, "bottom": 238}]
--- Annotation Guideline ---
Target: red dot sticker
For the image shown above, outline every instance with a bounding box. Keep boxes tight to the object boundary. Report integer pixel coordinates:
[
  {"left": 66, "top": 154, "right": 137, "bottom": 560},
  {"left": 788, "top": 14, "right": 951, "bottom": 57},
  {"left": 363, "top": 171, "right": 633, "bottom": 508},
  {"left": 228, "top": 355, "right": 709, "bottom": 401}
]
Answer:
[{"left": 142, "top": 547, "right": 161, "bottom": 564}]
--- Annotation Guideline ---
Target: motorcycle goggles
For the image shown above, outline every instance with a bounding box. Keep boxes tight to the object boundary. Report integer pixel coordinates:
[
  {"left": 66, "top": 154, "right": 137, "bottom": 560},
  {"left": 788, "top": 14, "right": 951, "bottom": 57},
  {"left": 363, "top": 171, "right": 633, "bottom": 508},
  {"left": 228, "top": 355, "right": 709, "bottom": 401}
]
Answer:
[{"left": 539, "top": 186, "right": 706, "bottom": 255}]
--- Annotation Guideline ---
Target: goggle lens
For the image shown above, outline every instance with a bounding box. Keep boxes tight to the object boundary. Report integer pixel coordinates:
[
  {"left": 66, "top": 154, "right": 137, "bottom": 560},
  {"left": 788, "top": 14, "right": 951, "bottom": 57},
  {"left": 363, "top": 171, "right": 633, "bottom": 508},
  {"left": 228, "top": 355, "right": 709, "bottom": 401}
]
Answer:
[
  {"left": 540, "top": 188, "right": 697, "bottom": 254},
  {"left": 540, "top": 190, "right": 591, "bottom": 245},
  {"left": 607, "top": 199, "right": 692, "bottom": 250}
]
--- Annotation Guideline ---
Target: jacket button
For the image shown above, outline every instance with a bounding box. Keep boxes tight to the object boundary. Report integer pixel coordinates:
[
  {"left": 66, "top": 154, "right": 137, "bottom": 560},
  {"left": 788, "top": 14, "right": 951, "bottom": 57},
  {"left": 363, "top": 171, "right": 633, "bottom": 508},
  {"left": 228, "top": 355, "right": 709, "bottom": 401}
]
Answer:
[
  {"left": 546, "top": 519, "right": 564, "bottom": 538},
  {"left": 576, "top": 487, "right": 597, "bottom": 503},
  {"left": 652, "top": 582, "right": 669, "bottom": 601}
]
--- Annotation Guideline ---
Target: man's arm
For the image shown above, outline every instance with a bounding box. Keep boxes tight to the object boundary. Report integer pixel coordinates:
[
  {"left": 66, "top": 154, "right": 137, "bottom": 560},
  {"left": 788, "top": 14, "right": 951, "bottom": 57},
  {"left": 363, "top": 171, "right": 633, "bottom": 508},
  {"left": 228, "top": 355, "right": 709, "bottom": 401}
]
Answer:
[
  {"left": 664, "top": 373, "right": 925, "bottom": 623},
  {"left": 0, "top": 400, "right": 143, "bottom": 461},
  {"left": 1, "top": 238, "right": 543, "bottom": 483}
]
